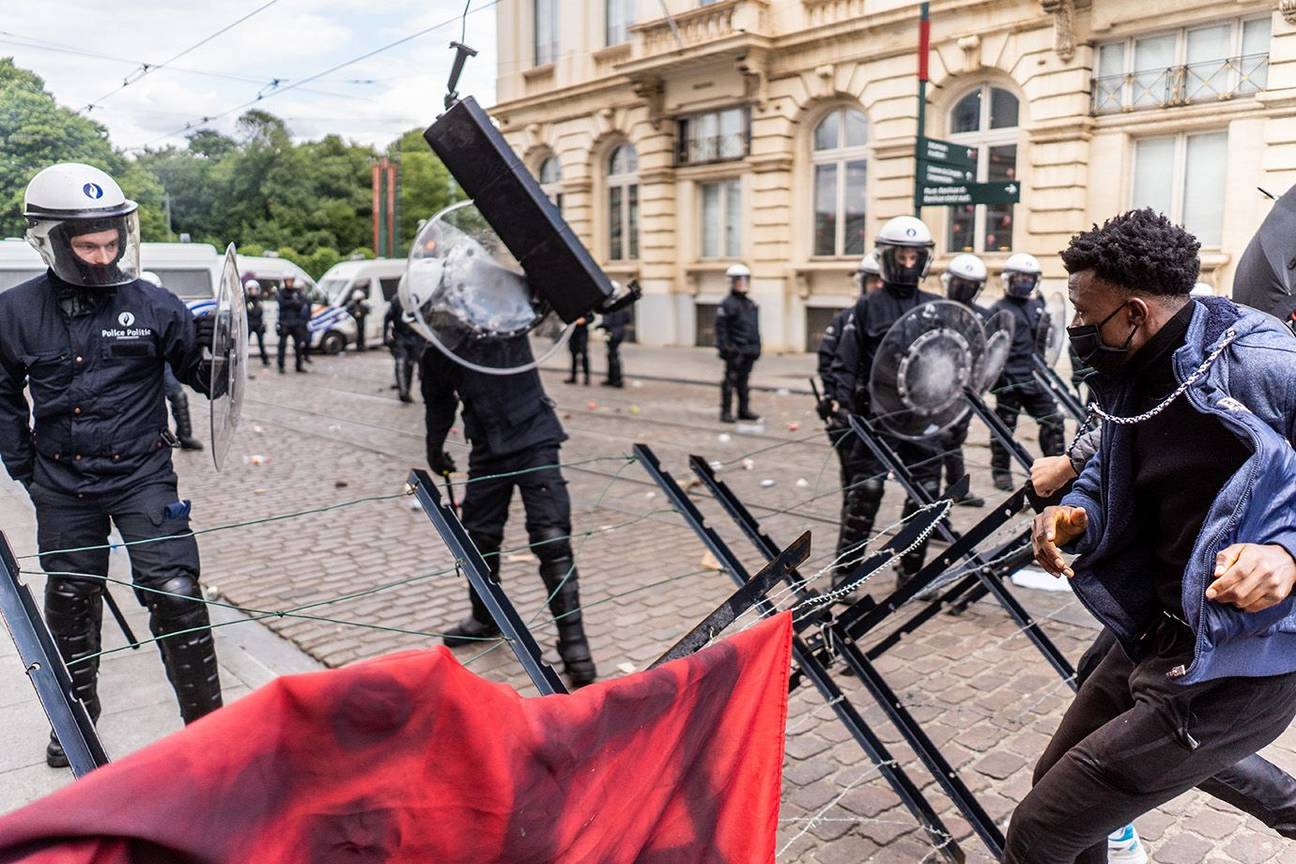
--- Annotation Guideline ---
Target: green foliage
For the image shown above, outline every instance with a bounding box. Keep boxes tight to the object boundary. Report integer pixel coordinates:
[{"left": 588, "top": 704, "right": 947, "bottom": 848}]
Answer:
[{"left": 0, "top": 59, "right": 462, "bottom": 271}]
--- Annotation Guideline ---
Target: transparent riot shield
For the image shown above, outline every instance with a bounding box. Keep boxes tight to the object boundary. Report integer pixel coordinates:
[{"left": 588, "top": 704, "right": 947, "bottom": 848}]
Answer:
[
  {"left": 974, "top": 309, "right": 1016, "bottom": 394},
  {"left": 209, "top": 243, "right": 247, "bottom": 471}
]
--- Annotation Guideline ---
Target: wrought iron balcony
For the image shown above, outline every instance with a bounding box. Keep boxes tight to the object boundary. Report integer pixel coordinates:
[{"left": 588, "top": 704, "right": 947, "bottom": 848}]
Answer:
[{"left": 1091, "top": 52, "right": 1269, "bottom": 114}]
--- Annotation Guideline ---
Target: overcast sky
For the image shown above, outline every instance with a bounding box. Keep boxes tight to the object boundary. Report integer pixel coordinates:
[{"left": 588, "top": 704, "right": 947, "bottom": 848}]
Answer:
[{"left": 0, "top": 0, "right": 499, "bottom": 152}]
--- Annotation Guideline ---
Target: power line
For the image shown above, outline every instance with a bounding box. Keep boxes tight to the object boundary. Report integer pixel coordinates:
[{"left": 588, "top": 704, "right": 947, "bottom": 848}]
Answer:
[
  {"left": 132, "top": 0, "right": 501, "bottom": 150},
  {"left": 82, "top": 0, "right": 285, "bottom": 113}
]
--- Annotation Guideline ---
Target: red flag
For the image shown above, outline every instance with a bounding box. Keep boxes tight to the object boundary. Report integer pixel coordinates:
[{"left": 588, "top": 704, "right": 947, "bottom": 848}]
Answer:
[{"left": 0, "top": 612, "right": 792, "bottom": 864}]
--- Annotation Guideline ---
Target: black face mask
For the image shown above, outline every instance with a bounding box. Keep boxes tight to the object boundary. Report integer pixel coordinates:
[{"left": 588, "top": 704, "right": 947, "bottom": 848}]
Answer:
[
  {"left": 1067, "top": 302, "right": 1137, "bottom": 375},
  {"left": 946, "top": 276, "right": 982, "bottom": 306}
]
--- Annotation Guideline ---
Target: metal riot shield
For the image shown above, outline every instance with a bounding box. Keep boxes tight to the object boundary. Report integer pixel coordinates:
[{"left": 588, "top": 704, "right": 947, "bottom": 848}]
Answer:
[
  {"left": 869, "top": 300, "right": 983, "bottom": 440},
  {"left": 209, "top": 244, "right": 247, "bottom": 471},
  {"left": 1039, "top": 292, "right": 1067, "bottom": 367},
  {"left": 974, "top": 309, "right": 1016, "bottom": 393}
]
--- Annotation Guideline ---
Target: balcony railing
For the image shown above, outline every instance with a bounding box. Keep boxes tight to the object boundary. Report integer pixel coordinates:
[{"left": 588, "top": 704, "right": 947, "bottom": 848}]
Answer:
[
  {"left": 628, "top": 0, "right": 769, "bottom": 60},
  {"left": 679, "top": 133, "right": 750, "bottom": 165},
  {"left": 1092, "top": 52, "right": 1269, "bottom": 114}
]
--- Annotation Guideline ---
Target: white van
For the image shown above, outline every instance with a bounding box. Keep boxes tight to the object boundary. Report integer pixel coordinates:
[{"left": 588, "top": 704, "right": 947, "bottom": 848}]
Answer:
[
  {"left": 318, "top": 258, "right": 405, "bottom": 345},
  {"left": 238, "top": 254, "right": 357, "bottom": 354},
  {"left": 0, "top": 238, "right": 222, "bottom": 300}
]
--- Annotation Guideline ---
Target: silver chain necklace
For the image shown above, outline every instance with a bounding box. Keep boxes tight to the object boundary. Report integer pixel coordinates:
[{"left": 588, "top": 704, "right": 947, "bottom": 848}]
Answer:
[{"left": 1087, "top": 328, "right": 1237, "bottom": 426}]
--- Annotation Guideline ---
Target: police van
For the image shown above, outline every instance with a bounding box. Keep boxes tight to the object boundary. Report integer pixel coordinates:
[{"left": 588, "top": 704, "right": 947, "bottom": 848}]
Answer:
[
  {"left": 318, "top": 258, "right": 405, "bottom": 346},
  {"left": 0, "top": 238, "right": 222, "bottom": 301},
  {"left": 238, "top": 254, "right": 357, "bottom": 354}
]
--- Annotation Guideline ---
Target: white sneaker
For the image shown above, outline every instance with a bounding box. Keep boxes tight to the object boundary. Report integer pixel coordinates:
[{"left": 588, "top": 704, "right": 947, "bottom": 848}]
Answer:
[{"left": 1107, "top": 824, "right": 1149, "bottom": 864}]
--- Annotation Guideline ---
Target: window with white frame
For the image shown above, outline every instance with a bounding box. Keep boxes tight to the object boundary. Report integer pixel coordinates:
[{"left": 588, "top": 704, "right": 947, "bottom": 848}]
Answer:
[
  {"left": 1131, "top": 131, "right": 1228, "bottom": 247},
  {"left": 1092, "top": 16, "right": 1270, "bottom": 114},
  {"left": 811, "top": 106, "right": 869, "bottom": 257},
  {"left": 607, "top": 144, "right": 639, "bottom": 261},
  {"left": 947, "top": 84, "right": 1018, "bottom": 254},
  {"left": 538, "top": 156, "right": 563, "bottom": 213},
  {"left": 677, "top": 107, "right": 750, "bottom": 165},
  {"left": 700, "top": 179, "right": 742, "bottom": 259},
  {"left": 606, "top": 0, "right": 634, "bottom": 46},
  {"left": 533, "top": 0, "right": 559, "bottom": 66}
]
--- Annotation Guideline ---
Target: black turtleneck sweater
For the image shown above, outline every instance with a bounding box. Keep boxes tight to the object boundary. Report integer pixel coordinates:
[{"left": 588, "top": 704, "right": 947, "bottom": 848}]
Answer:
[{"left": 1129, "top": 301, "right": 1250, "bottom": 618}]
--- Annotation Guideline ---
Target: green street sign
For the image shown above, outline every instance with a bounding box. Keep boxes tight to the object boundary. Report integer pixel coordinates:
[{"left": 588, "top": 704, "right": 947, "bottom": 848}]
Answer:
[
  {"left": 919, "top": 181, "right": 1021, "bottom": 207},
  {"left": 916, "top": 136, "right": 977, "bottom": 170},
  {"left": 918, "top": 159, "right": 974, "bottom": 186}
]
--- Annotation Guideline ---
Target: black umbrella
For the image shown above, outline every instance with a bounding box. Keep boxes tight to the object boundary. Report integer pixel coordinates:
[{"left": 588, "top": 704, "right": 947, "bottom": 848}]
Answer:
[{"left": 1233, "top": 185, "right": 1296, "bottom": 322}]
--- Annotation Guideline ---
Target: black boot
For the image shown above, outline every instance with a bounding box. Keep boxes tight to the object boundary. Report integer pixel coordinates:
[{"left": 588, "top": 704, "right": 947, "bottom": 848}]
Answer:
[
  {"left": 45, "top": 732, "right": 69, "bottom": 769},
  {"left": 953, "top": 489, "right": 985, "bottom": 508},
  {"left": 147, "top": 577, "right": 223, "bottom": 724},
  {"left": 720, "top": 411, "right": 735, "bottom": 423},
  {"left": 168, "top": 391, "right": 204, "bottom": 451},
  {"left": 992, "top": 473, "right": 1014, "bottom": 492},
  {"left": 44, "top": 577, "right": 104, "bottom": 767},
  {"left": 444, "top": 537, "right": 503, "bottom": 647},
  {"left": 539, "top": 557, "right": 596, "bottom": 687},
  {"left": 737, "top": 410, "right": 761, "bottom": 421}
]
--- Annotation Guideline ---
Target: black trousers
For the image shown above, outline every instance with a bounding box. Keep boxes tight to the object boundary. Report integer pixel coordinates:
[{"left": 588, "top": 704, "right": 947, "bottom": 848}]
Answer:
[
  {"left": 250, "top": 326, "right": 268, "bottom": 364},
  {"left": 31, "top": 478, "right": 222, "bottom": 725},
  {"left": 277, "top": 326, "right": 308, "bottom": 371},
  {"left": 605, "top": 335, "right": 624, "bottom": 385},
  {"left": 568, "top": 332, "right": 589, "bottom": 382},
  {"left": 353, "top": 319, "right": 367, "bottom": 351},
  {"left": 458, "top": 444, "right": 575, "bottom": 623},
  {"left": 991, "top": 378, "right": 1064, "bottom": 478},
  {"left": 392, "top": 338, "right": 420, "bottom": 399},
  {"left": 721, "top": 355, "right": 756, "bottom": 414},
  {"left": 1005, "top": 624, "right": 1296, "bottom": 862}
]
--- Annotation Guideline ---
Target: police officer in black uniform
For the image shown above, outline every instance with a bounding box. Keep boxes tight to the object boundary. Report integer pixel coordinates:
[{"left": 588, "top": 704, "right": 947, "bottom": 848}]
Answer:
[
  {"left": 715, "top": 263, "right": 761, "bottom": 423},
  {"left": 383, "top": 290, "right": 422, "bottom": 403},
  {"left": 564, "top": 317, "right": 590, "bottom": 386},
  {"left": 0, "top": 163, "right": 223, "bottom": 766},
  {"left": 276, "top": 276, "right": 311, "bottom": 374},
  {"left": 598, "top": 297, "right": 632, "bottom": 388},
  {"left": 245, "top": 278, "right": 270, "bottom": 366},
  {"left": 938, "top": 253, "right": 992, "bottom": 508},
  {"left": 988, "top": 252, "right": 1064, "bottom": 490},
  {"left": 345, "top": 286, "right": 371, "bottom": 352},
  {"left": 422, "top": 336, "right": 597, "bottom": 688},
  {"left": 817, "top": 253, "right": 881, "bottom": 579},
  {"left": 829, "top": 215, "right": 943, "bottom": 588}
]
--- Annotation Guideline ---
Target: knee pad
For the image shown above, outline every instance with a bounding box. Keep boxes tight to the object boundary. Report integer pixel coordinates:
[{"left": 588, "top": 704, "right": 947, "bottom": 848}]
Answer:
[
  {"left": 531, "top": 525, "right": 573, "bottom": 568},
  {"left": 146, "top": 576, "right": 207, "bottom": 629}
]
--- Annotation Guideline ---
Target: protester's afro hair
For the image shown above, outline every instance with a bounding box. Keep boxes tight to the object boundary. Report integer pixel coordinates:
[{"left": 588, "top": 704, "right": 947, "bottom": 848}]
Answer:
[{"left": 1059, "top": 209, "right": 1200, "bottom": 296}]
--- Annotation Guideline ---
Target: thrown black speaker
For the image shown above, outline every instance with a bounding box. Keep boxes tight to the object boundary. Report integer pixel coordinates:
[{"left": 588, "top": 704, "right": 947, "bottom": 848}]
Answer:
[{"left": 424, "top": 97, "right": 615, "bottom": 323}]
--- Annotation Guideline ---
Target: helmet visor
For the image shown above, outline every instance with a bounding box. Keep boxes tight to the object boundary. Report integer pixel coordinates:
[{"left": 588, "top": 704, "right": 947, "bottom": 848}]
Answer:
[
  {"left": 946, "top": 275, "right": 983, "bottom": 305},
  {"left": 1005, "top": 271, "right": 1040, "bottom": 298},
  {"left": 877, "top": 244, "right": 932, "bottom": 287},
  {"left": 27, "top": 211, "right": 141, "bottom": 288}
]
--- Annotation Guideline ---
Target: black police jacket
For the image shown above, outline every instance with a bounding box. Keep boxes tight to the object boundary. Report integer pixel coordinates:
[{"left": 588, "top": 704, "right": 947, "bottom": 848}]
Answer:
[
  {"left": 422, "top": 338, "right": 566, "bottom": 460},
  {"left": 0, "top": 271, "right": 209, "bottom": 496},
  {"left": 383, "top": 298, "right": 422, "bottom": 347},
  {"left": 246, "top": 297, "right": 265, "bottom": 330},
  {"left": 989, "top": 295, "right": 1047, "bottom": 380},
  {"left": 715, "top": 291, "right": 760, "bottom": 358},
  {"left": 829, "top": 283, "right": 940, "bottom": 410},
  {"left": 598, "top": 308, "right": 632, "bottom": 341},
  {"left": 278, "top": 288, "right": 311, "bottom": 329},
  {"left": 817, "top": 306, "right": 852, "bottom": 394}
]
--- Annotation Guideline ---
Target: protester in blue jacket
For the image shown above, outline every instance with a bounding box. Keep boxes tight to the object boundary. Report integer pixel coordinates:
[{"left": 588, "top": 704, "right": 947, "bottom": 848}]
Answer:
[{"left": 1010, "top": 209, "right": 1296, "bottom": 862}]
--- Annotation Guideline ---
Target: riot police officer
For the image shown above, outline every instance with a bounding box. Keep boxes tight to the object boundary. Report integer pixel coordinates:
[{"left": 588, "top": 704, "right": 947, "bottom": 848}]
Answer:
[
  {"left": 0, "top": 163, "right": 223, "bottom": 766},
  {"left": 715, "top": 263, "right": 761, "bottom": 423},
  {"left": 422, "top": 338, "right": 597, "bottom": 688},
  {"left": 345, "top": 287, "right": 371, "bottom": 352},
  {"left": 987, "top": 252, "right": 1064, "bottom": 490},
  {"left": 938, "top": 253, "right": 991, "bottom": 508},
  {"left": 598, "top": 298, "right": 632, "bottom": 388},
  {"left": 139, "top": 271, "right": 203, "bottom": 452},
  {"left": 818, "top": 253, "right": 881, "bottom": 572},
  {"left": 245, "top": 278, "right": 269, "bottom": 366},
  {"left": 829, "top": 216, "right": 943, "bottom": 587},
  {"left": 383, "top": 291, "right": 422, "bottom": 403},
  {"left": 565, "top": 317, "right": 590, "bottom": 386},
  {"left": 276, "top": 276, "right": 310, "bottom": 374}
]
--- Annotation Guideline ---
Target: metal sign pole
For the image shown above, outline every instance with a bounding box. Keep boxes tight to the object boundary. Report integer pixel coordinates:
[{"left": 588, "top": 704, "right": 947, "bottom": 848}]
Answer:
[
  {"left": 635, "top": 444, "right": 964, "bottom": 863},
  {"left": 408, "top": 469, "right": 568, "bottom": 696},
  {"left": 0, "top": 531, "right": 109, "bottom": 778}
]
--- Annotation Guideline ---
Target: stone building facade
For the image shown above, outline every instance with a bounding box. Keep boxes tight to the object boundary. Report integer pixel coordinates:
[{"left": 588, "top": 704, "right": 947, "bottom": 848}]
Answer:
[{"left": 493, "top": 0, "right": 1294, "bottom": 351}]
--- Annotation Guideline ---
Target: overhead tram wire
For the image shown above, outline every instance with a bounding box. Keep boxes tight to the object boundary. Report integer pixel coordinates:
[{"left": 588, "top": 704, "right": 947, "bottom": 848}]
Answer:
[
  {"left": 133, "top": 0, "right": 503, "bottom": 149},
  {"left": 82, "top": 0, "right": 286, "bottom": 114}
]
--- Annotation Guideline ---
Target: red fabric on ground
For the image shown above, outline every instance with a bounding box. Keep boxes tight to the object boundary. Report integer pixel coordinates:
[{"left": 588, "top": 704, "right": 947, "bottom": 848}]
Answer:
[{"left": 0, "top": 612, "right": 792, "bottom": 864}]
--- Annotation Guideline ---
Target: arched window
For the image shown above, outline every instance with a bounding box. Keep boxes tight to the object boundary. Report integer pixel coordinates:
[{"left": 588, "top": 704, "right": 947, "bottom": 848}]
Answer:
[
  {"left": 607, "top": 143, "right": 639, "bottom": 261},
  {"left": 947, "top": 84, "right": 1019, "bottom": 254},
  {"left": 538, "top": 155, "right": 563, "bottom": 213},
  {"left": 811, "top": 107, "right": 869, "bottom": 257}
]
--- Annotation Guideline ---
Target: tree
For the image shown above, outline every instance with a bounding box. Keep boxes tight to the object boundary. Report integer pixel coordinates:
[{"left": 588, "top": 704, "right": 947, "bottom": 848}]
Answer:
[{"left": 390, "top": 128, "right": 459, "bottom": 253}]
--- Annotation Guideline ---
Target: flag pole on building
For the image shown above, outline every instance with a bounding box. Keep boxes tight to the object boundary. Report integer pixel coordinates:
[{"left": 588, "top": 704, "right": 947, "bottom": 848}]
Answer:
[{"left": 914, "top": 1, "right": 930, "bottom": 217}]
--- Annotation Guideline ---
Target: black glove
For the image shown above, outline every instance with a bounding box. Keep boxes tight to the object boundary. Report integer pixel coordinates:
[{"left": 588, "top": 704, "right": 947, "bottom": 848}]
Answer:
[
  {"left": 194, "top": 314, "right": 217, "bottom": 351},
  {"left": 275, "top": 322, "right": 284, "bottom": 336},
  {"left": 815, "top": 396, "right": 835, "bottom": 422},
  {"left": 429, "top": 448, "right": 458, "bottom": 476}
]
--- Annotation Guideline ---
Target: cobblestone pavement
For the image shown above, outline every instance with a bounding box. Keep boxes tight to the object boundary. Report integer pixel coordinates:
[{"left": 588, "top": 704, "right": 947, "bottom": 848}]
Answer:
[{"left": 15, "top": 345, "right": 1287, "bottom": 862}]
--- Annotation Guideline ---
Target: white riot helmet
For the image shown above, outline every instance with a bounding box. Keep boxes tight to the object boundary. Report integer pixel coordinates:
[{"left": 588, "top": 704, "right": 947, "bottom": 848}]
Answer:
[
  {"left": 874, "top": 215, "right": 934, "bottom": 291},
  {"left": 941, "top": 253, "right": 988, "bottom": 306},
  {"left": 24, "top": 163, "right": 141, "bottom": 288},
  {"left": 139, "top": 270, "right": 163, "bottom": 288},
  {"left": 351, "top": 288, "right": 366, "bottom": 302},
  {"left": 852, "top": 252, "right": 882, "bottom": 294},
  {"left": 1002, "top": 252, "right": 1043, "bottom": 299},
  {"left": 726, "top": 263, "right": 751, "bottom": 293},
  {"left": 245, "top": 278, "right": 261, "bottom": 297}
]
